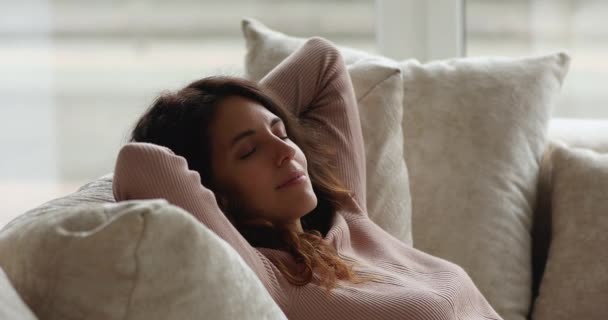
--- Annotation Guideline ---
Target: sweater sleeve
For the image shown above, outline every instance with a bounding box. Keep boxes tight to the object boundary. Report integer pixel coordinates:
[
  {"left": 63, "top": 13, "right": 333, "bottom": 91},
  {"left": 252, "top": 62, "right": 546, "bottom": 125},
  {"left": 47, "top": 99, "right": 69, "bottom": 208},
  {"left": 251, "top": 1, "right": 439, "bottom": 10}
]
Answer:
[
  {"left": 259, "top": 37, "right": 367, "bottom": 215},
  {"left": 112, "top": 142, "right": 277, "bottom": 291}
]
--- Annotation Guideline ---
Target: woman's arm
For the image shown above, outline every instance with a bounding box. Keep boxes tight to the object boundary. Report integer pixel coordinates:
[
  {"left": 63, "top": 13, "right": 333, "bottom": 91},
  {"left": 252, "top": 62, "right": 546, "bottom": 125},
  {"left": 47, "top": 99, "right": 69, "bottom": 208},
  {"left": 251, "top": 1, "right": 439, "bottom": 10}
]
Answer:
[
  {"left": 112, "top": 142, "right": 277, "bottom": 290},
  {"left": 259, "top": 37, "right": 367, "bottom": 216}
]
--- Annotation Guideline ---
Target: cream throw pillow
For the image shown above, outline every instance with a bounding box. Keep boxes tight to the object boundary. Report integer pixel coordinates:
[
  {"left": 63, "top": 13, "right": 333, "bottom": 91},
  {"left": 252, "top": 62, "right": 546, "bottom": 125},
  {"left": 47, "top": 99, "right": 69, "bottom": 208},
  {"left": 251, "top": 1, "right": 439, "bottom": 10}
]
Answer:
[
  {"left": 0, "top": 199, "right": 286, "bottom": 320},
  {"left": 348, "top": 60, "right": 412, "bottom": 245},
  {"left": 401, "top": 54, "right": 569, "bottom": 320},
  {"left": 241, "top": 17, "right": 571, "bottom": 320},
  {"left": 531, "top": 143, "right": 608, "bottom": 320},
  {"left": 0, "top": 267, "right": 37, "bottom": 320},
  {"left": 242, "top": 18, "right": 413, "bottom": 246}
]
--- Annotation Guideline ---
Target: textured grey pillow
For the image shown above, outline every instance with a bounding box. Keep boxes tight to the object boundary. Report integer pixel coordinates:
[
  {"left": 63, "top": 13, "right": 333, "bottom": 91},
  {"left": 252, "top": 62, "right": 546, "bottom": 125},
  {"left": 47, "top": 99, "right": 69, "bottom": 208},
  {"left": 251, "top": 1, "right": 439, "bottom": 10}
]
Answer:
[
  {"left": 0, "top": 199, "right": 286, "bottom": 320},
  {"left": 0, "top": 267, "right": 37, "bottom": 320},
  {"left": 241, "top": 17, "right": 571, "bottom": 320},
  {"left": 242, "top": 18, "right": 413, "bottom": 246},
  {"left": 531, "top": 143, "right": 608, "bottom": 320}
]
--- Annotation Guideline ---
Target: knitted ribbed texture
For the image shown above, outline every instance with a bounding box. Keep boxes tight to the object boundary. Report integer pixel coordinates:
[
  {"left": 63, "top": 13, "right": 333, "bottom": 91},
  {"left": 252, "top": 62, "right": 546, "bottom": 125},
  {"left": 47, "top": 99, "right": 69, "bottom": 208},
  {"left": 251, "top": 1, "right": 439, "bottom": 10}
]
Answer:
[{"left": 113, "top": 38, "right": 503, "bottom": 320}]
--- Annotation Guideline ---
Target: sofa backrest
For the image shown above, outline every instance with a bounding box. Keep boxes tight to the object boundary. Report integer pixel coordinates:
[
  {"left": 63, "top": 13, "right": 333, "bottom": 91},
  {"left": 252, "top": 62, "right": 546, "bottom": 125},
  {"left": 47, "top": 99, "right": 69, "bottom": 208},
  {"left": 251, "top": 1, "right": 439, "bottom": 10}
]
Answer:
[{"left": 531, "top": 118, "right": 608, "bottom": 304}]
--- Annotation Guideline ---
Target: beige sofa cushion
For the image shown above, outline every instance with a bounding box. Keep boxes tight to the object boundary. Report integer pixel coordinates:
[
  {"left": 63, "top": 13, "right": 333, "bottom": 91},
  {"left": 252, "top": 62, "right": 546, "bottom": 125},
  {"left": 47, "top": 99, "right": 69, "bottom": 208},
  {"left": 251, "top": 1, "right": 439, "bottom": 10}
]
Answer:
[
  {"left": 0, "top": 199, "right": 286, "bottom": 320},
  {"left": 0, "top": 267, "right": 37, "bottom": 320},
  {"left": 243, "top": 18, "right": 413, "bottom": 245},
  {"left": 531, "top": 142, "right": 608, "bottom": 320},
  {"left": 241, "top": 17, "right": 571, "bottom": 320},
  {"left": 532, "top": 120, "right": 608, "bottom": 304}
]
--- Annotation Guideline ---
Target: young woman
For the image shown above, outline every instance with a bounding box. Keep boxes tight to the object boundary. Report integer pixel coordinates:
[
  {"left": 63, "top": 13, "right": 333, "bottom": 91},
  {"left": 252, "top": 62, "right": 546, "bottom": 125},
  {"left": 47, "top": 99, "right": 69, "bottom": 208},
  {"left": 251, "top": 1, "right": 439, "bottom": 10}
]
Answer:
[{"left": 113, "top": 37, "right": 503, "bottom": 319}]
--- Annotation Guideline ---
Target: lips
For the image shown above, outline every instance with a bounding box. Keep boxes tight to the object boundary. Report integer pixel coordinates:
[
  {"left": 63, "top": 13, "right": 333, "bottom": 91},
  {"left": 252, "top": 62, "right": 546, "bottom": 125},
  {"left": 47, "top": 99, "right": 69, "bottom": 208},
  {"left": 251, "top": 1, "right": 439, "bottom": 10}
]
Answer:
[{"left": 276, "top": 171, "right": 305, "bottom": 189}]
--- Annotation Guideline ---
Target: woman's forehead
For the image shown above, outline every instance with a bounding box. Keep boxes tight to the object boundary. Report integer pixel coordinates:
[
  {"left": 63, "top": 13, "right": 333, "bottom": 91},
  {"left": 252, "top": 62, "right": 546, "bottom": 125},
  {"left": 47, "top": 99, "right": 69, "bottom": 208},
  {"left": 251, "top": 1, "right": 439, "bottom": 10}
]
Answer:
[
  {"left": 213, "top": 96, "right": 277, "bottom": 146},
  {"left": 216, "top": 96, "right": 274, "bottom": 128}
]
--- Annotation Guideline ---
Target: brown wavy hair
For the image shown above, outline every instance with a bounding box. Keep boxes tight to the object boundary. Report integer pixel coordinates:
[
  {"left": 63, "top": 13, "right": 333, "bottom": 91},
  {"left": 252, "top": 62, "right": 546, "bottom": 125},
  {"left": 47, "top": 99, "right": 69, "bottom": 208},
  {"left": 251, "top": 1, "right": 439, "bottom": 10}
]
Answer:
[{"left": 128, "top": 75, "right": 372, "bottom": 293}]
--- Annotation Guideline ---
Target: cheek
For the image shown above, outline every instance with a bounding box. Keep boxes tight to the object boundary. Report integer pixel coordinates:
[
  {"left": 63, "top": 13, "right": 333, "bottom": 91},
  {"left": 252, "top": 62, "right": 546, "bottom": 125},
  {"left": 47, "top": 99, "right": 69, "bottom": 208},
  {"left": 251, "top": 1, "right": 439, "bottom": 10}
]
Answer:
[
  {"left": 235, "top": 165, "right": 275, "bottom": 196},
  {"left": 295, "top": 148, "right": 308, "bottom": 169}
]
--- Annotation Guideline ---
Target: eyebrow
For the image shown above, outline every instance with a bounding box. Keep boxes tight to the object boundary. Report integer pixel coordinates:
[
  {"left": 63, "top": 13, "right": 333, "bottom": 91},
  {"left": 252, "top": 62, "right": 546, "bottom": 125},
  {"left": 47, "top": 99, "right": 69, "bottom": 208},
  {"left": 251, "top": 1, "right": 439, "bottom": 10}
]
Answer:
[{"left": 230, "top": 117, "right": 283, "bottom": 148}]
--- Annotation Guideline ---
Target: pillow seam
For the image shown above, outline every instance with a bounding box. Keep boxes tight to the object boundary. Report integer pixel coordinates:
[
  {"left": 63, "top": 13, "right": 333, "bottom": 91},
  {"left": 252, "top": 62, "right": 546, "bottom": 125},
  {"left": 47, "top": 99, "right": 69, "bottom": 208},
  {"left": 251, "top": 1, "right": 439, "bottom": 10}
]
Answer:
[
  {"left": 122, "top": 212, "right": 147, "bottom": 320},
  {"left": 355, "top": 70, "right": 400, "bottom": 103}
]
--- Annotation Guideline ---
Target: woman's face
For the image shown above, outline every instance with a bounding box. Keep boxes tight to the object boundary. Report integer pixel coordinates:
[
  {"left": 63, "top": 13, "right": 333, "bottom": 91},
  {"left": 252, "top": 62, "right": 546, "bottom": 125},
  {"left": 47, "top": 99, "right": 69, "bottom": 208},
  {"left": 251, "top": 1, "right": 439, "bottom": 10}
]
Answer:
[{"left": 209, "top": 95, "right": 317, "bottom": 231}]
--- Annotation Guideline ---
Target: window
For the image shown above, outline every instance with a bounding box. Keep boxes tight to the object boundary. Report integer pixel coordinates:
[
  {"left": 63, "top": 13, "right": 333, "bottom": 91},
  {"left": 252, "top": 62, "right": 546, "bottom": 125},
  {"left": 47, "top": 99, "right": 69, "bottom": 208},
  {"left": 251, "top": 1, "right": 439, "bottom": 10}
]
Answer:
[{"left": 466, "top": 0, "right": 608, "bottom": 119}]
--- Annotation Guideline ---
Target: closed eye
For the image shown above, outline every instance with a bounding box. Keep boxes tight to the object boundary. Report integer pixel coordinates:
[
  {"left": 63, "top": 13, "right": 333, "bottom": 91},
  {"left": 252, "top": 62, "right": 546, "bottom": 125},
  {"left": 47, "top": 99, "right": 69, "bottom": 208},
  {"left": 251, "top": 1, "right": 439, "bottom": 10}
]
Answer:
[
  {"left": 240, "top": 148, "right": 255, "bottom": 159},
  {"left": 239, "top": 135, "right": 290, "bottom": 160}
]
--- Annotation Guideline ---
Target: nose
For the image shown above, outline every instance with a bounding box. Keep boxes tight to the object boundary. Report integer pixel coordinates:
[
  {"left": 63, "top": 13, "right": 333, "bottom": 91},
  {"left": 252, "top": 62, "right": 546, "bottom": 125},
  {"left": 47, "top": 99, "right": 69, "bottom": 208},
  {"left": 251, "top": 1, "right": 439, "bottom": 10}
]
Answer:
[{"left": 275, "top": 137, "right": 296, "bottom": 167}]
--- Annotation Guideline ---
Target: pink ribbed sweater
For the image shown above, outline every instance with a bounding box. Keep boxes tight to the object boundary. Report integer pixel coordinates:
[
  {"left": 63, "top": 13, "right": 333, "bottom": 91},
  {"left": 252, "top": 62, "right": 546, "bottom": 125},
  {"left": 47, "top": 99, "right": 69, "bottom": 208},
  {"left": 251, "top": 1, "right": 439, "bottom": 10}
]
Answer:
[{"left": 112, "top": 38, "right": 503, "bottom": 320}]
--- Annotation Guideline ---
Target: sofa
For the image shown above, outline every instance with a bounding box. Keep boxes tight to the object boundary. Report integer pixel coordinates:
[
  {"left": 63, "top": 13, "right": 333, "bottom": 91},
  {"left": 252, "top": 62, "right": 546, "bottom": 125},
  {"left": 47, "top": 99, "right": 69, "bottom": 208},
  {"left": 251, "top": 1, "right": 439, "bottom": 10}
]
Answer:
[{"left": 1, "top": 18, "right": 606, "bottom": 320}]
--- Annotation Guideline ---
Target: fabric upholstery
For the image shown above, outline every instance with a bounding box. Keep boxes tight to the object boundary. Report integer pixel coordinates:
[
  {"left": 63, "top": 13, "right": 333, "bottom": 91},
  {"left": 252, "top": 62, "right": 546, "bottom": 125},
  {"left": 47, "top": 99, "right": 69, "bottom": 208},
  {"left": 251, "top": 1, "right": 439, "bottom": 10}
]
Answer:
[
  {"left": 400, "top": 53, "right": 569, "bottom": 320},
  {"left": 532, "top": 120, "right": 608, "bottom": 306},
  {"left": 0, "top": 267, "right": 37, "bottom": 320},
  {"left": 0, "top": 199, "right": 286, "bottom": 320},
  {"left": 531, "top": 142, "right": 608, "bottom": 320}
]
